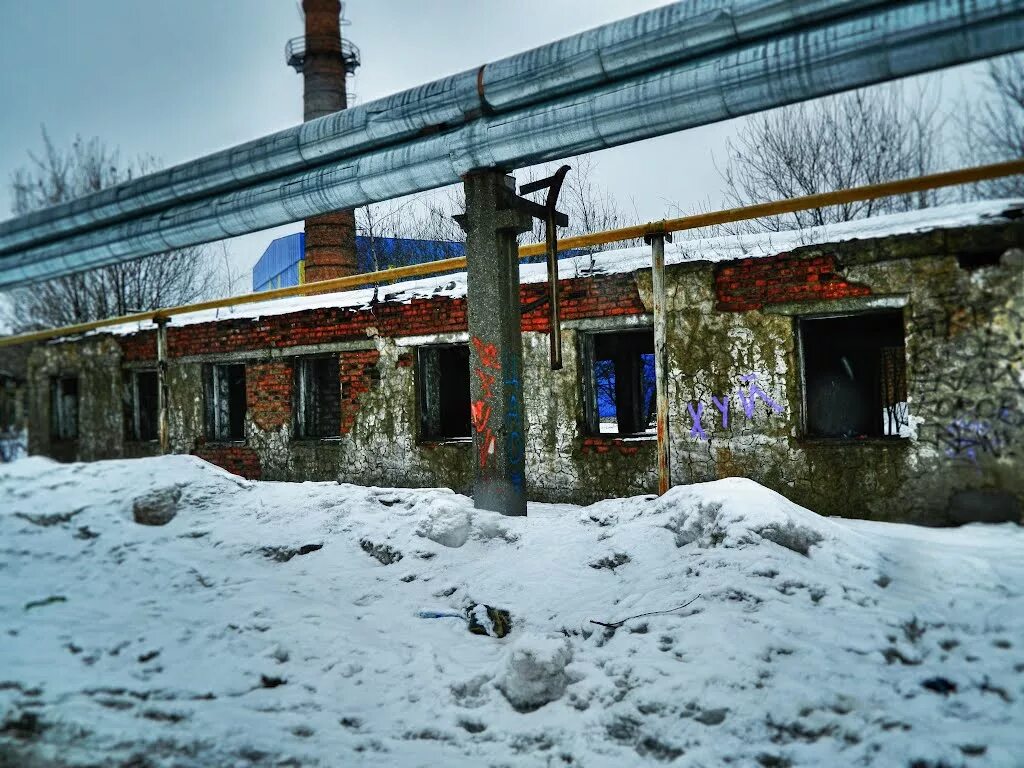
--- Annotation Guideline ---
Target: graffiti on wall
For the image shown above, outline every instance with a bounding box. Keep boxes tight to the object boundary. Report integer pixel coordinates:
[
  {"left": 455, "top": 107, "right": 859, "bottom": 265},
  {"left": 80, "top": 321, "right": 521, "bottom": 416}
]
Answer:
[
  {"left": 941, "top": 408, "right": 1020, "bottom": 468},
  {"left": 503, "top": 349, "right": 525, "bottom": 493},
  {"left": 688, "top": 373, "right": 783, "bottom": 441},
  {"left": 471, "top": 336, "right": 500, "bottom": 470},
  {"left": 470, "top": 335, "right": 526, "bottom": 494}
]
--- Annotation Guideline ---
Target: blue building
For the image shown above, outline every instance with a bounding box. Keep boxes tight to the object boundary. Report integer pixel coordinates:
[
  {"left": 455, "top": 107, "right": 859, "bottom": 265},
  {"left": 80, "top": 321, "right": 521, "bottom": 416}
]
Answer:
[{"left": 252, "top": 233, "right": 466, "bottom": 292}]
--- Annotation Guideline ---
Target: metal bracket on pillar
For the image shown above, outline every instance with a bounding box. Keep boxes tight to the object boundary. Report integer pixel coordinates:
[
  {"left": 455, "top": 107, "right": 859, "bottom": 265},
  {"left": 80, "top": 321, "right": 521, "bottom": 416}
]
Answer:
[
  {"left": 154, "top": 315, "right": 171, "bottom": 455},
  {"left": 643, "top": 230, "right": 672, "bottom": 495},
  {"left": 515, "top": 165, "right": 570, "bottom": 370}
]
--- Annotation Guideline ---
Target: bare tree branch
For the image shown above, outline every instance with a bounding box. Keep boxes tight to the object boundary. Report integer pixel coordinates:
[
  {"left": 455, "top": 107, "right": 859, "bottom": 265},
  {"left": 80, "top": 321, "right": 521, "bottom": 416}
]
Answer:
[{"left": 3, "top": 129, "right": 222, "bottom": 334}]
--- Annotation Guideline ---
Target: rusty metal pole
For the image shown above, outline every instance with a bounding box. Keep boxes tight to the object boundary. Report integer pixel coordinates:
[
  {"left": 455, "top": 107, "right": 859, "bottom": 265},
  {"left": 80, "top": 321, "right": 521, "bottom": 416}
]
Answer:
[
  {"left": 647, "top": 232, "right": 672, "bottom": 495},
  {"left": 155, "top": 317, "right": 170, "bottom": 455}
]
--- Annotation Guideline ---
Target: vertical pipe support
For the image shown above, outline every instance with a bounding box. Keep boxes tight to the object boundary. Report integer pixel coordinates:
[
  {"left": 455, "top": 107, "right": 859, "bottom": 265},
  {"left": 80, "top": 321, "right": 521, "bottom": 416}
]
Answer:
[
  {"left": 456, "top": 170, "right": 533, "bottom": 516},
  {"left": 155, "top": 317, "right": 170, "bottom": 455},
  {"left": 545, "top": 211, "right": 563, "bottom": 370},
  {"left": 646, "top": 232, "right": 672, "bottom": 495}
]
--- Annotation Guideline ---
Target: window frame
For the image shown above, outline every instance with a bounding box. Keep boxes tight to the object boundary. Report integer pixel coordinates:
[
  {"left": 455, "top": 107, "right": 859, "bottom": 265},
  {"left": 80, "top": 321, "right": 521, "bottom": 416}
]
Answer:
[
  {"left": 578, "top": 327, "right": 656, "bottom": 438},
  {"left": 416, "top": 343, "right": 472, "bottom": 443},
  {"left": 293, "top": 354, "right": 341, "bottom": 440},
  {"left": 204, "top": 363, "right": 247, "bottom": 443},
  {"left": 49, "top": 374, "right": 80, "bottom": 441},
  {"left": 795, "top": 309, "right": 909, "bottom": 442},
  {"left": 123, "top": 368, "right": 160, "bottom": 443}
]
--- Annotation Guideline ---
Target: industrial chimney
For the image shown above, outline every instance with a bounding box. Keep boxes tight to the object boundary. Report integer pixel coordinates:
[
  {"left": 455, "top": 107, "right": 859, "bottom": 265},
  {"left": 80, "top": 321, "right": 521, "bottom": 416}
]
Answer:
[{"left": 286, "top": 0, "right": 360, "bottom": 283}]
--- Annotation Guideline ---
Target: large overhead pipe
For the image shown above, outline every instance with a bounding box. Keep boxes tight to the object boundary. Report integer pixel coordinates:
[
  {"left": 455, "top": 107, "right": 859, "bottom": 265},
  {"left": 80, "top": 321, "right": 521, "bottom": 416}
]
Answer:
[
  {"left": 0, "top": 0, "right": 907, "bottom": 255},
  {"left": 2, "top": 0, "right": 1023, "bottom": 288}
]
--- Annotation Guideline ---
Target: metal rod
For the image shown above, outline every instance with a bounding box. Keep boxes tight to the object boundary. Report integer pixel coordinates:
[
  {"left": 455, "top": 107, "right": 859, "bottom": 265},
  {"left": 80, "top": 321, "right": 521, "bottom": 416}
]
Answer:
[
  {"left": 1, "top": 157, "right": 1022, "bottom": 350},
  {"left": 648, "top": 233, "right": 671, "bottom": 495},
  {"left": 546, "top": 215, "right": 562, "bottom": 370}
]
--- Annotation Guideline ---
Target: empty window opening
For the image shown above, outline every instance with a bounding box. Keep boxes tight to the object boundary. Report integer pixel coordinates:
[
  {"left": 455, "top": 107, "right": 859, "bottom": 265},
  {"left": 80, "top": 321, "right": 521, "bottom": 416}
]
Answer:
[
  {"left": 294, "top": 355, "right": 341, "bottom": 438},
  {"left": 205, "top": 363, "right": 247, "bottom": 441},
  {"left": 956, "top": 250, "right": 1003, "bottom": 271},
  {"left": 799, "top": 311, "right": 908, "bottom": 439},
  {"left": 582, "top": 330, "right": 656, "bottom": 436},
  {"left": 124, "top": 370, "right": 159, "bottom": 442},
  {"left": 50, "top": 376, "right": 79, "bottom": 440},
  {"left": 418, "top": 345, "right": 471, "bottom": 441}
]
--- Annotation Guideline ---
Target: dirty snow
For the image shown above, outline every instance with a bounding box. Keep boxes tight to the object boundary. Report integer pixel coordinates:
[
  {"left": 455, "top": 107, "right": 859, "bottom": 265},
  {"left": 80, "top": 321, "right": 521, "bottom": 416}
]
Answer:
[
  {"left": 89, "top": 199, "right": 1024, "bottom": 339},
  {"left": 1, "top": 455, "right": 1022, "bottom": 766}
]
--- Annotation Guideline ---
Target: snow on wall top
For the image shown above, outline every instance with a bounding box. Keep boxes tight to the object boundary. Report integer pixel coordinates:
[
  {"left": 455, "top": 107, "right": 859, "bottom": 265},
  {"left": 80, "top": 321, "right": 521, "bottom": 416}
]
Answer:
[{"left": 99, "top": 198, "right": 1023, "bottom": 339}]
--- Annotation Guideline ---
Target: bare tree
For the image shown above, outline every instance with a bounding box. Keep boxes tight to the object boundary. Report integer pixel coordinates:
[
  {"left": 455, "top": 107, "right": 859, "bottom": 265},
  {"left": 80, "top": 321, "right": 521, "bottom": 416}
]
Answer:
[
  {"left": 968, "top": 54, "right": 1024, "bottom": 197},
  {"left": 2, "top": 130, "right": 219, "bottom": 334},
  {"left": 356, "top": 193, "right": 464, "bottom": 272},
  {"left": 518, "top": 155, "right": 640, "bottom": 274},
  {"left": 718, "top": 83, "right": 946, "bottom": 233}
]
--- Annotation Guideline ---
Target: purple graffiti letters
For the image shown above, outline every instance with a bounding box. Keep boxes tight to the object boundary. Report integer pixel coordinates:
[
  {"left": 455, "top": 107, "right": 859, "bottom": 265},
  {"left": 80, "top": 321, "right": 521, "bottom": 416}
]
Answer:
[
  {"left": 688, "top": 402, "right": 707, "bottom": 441},
  {"left": 737, "top": 373, "right": 783, "bottom": 417},
  {"left": 712, "top": 395, "right": 730, "bottom": 429}
]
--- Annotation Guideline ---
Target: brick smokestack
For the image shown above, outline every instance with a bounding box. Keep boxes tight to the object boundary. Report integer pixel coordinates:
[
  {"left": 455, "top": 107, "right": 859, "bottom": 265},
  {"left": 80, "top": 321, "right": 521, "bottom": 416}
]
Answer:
[{"left": 300, "top": 0, "right": 357, "bottom": 282}]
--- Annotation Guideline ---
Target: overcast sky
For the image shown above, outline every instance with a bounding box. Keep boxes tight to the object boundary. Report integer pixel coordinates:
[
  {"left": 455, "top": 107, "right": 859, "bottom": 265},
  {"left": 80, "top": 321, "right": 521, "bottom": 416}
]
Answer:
[{"left": 0, "top": 1, "right": 991, "bottom": 286}]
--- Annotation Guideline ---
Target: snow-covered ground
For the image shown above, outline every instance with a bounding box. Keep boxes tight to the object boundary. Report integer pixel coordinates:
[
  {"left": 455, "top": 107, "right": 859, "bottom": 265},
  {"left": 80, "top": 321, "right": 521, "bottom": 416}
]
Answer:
[{"left": 1, "top": 456, "right": 1021, "bottom": 767}]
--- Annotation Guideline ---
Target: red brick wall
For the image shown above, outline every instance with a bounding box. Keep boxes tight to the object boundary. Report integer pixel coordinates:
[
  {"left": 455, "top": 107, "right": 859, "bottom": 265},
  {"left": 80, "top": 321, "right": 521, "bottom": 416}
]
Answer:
[
  {"left": 118, "top": 273, "right": 648, "bottom": 363},
  {"left": 247, "top": 361, "right": 293, "bottom": 431},
  {"left": 340, "top": 350, "right": 380, "bottom": 435},
  {"left": 193, "top": 445, "right": 262, "bottom": 479},
  {"left": 120, "top": 330, "right": 157, "bottom": 362},
  {"left": 714, "top": 254, "right": 870, "bottom": 311}
]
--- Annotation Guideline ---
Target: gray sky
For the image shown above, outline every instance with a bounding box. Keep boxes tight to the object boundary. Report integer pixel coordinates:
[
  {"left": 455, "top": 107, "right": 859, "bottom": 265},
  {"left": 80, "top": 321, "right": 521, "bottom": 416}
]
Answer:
[{"left": 0, "top": 1, "right": 991, "bottom": 287}]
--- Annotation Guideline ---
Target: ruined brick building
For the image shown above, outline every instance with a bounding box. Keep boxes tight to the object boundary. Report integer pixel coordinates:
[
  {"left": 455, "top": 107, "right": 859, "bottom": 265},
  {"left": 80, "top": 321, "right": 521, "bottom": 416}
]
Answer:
[{"left": 25, "top": 200, "right": 1024, "bottom": 525}]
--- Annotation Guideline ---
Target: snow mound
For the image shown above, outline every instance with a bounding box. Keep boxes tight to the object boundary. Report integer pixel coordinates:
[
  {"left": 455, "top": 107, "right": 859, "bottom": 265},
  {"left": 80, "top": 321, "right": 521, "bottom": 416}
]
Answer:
[
  {"left": 497, "top": 634, "right": 573, "bottom": 712},
  {"left": 655, "top": 478, "right": 836, "bottom": 556},
  {"left": 2, "top": 457, "right": 1022, "bottom": 767}
]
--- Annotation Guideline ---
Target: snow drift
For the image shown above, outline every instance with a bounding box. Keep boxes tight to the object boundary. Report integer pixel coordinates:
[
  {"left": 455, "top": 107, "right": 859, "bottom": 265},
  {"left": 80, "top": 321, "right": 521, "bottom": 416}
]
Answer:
[{"left": 1, "top": 456, "right": 1021, "bottom": 766}]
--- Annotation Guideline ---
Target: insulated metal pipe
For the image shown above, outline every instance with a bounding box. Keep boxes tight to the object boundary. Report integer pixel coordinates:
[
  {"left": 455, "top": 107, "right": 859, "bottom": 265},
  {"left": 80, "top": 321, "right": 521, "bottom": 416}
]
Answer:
[
  {"left": 1, "top": 0, "right": 1023, "bottom": 288},
  {"left": 0, "top": 0, "right": 894, "bottom": 257}
]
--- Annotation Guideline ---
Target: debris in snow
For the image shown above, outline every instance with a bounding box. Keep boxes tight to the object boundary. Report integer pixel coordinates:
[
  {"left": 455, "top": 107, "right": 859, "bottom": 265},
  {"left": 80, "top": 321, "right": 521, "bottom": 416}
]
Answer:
[
  {"left": 131, "top": 486, "right": 181, "bottom": 526},
  {"left": 467, "top": 604, "right": 512, "bottom": 638},
  {"left": 259, "top": 542, "right": 324, "bottom": 562},
  {"left": 589, "top": 594, "right": 701, "bottom": 630},
  {"left": 496, "top": 635, "right": 573, "bottom": 712},
  {"left": 359, "top": 538, "right": 403, "bottom": 564},
  {"left": 23, "top": 596, "right": 66, "bottom": 612}
]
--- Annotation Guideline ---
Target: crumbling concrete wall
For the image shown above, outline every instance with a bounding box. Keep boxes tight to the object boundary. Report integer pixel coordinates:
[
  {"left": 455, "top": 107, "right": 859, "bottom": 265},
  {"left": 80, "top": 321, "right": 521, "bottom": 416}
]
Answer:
[
  {"left": 645, "top": 224, "right": 1024, "bottom": 525},
  {"left": 23, "top": 220, "right": 1023, "bottom": 523},
  {"left": 27, "top": 337, "right": 123, "bottom": 463}
]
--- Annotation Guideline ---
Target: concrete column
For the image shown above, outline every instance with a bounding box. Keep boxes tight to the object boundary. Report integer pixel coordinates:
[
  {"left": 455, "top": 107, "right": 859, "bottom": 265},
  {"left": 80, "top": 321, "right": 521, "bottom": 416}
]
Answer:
[
  {"left": 460, "top": 170, "right": 533, "bottom": 516},
  {"left": 155, "top": 318, "right": 170, "bottom": 455},
  {"left": 648, "top": 233, "right": 671, "bottom": 494}
]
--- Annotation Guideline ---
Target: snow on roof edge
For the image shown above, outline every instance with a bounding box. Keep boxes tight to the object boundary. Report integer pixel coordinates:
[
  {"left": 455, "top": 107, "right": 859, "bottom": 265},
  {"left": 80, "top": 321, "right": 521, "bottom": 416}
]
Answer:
[{"left": 88, "top": 198, "right": 1024, "bottom": 340}]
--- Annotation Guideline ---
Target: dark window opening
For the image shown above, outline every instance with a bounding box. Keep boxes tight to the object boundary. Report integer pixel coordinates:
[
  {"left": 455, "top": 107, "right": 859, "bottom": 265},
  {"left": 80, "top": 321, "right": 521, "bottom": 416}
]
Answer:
[
  {"left": 50, "top": 376, "right": 79, "bottom": 440},
  {"left": 123, "top": 370, "right": 159, "bottom": 442},
  {"left": 956, "top": 250, "right": 1003, "bottom": 271},
  {"left": 294, "top": 355, "right": 341, "bottom": 438},
  {"left": 205, "top": 363, "right": 247, "bottom": 441},
  {"left": 582, "top": 329, "right": 656, "bottom": 436},
  {"left": 799, "top": 311, "right": 908, "bottom": 439},
  {"left": 418, "top": 345, "right": 471, "bottom": 440}
]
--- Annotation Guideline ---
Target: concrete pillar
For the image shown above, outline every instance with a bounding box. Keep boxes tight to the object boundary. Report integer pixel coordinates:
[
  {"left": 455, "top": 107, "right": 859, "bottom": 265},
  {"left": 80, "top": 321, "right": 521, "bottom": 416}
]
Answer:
[
  {"left": 156, "top": 318, "right": 170, "bottom": 455},
  {"left": 460, "top": 170, "right": 533, "bottom": 516},
  {"left": 301, "top": 0, "right": 357, "bottom": 282}
]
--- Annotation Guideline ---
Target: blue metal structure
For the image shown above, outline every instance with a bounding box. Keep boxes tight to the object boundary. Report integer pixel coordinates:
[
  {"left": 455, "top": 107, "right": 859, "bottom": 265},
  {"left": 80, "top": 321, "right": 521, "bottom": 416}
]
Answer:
[
  {"left": 1, "top": 0, "right": 1023, "bottom": 288},
  {"left": 251, "top": 233, "right": 467, "bottom": 292}
]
